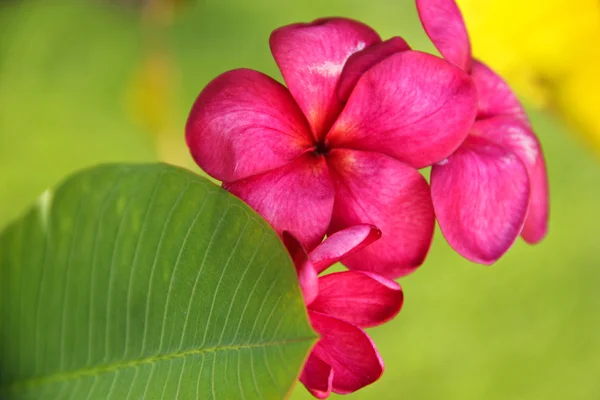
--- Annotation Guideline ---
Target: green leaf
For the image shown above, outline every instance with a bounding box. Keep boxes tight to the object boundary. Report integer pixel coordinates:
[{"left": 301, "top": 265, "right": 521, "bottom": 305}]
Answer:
[{"left": 0, "top": 163, "right": 316, "bottom": 399}]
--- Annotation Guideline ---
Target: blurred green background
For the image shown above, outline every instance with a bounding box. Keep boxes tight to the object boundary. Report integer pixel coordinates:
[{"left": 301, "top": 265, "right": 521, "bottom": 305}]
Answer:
[{"left": 1, "top": 0, "right": 598, "bottom": 399}]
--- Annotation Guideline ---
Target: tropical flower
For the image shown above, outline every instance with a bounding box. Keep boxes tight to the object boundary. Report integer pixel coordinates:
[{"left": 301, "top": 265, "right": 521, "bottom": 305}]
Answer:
[
  {"left": 186, "top": 17, "right": 478, "bottom": 278},
  {"left": 283, "top": 225, "right": 403, "bottom": 398},
  {"left": 416, "top": 0, "right": 550, "bottom": 263}
]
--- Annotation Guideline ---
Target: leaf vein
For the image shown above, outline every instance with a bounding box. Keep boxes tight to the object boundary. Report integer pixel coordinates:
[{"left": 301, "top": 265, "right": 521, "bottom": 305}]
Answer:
[{"left": 2, "top": 337, "right": 315, "bottom": 393}]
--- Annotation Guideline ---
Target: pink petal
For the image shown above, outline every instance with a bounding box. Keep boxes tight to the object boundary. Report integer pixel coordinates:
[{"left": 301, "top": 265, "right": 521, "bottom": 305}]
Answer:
[
  {"left": 521, "top": 154, "right": 549, "bottom": 243},
  {"left": 186, "top": 68, "right": 313, "bottom": 182},
  {"left": 337, "top": 36, "right": 411, "bottom": 103},
  {"left": 431, "top": 136, "right": 531, "bottom": 264},
  {"left": 326, "top": 51, "right": 477, "bottom": 169},
  {"left": 310, "top": 271, "right": 403, "bottom": 328},
  {"left": 300, "top": 353, "right": 334, "bottom": 399},
  {"left": 310, "top": 225, "right": 381, "bottom": 274},
  {"left": 270, "top": 18, "right": 380, "bottom": 140},
  {"left": 282, "top": 231, "right": 319, "bottom": 305},
  {"left": 224, "top": 154, "right": 335, "bottom": 250},
  {"left": 326, "top": 149, "right": 435, "bottom": 278},
  {"left": 471, "top": 60, "right": 528, "bottom": 121},
  {"left": 471, "top": 117, "right": 549, "bottom": 243},
  {"left": 308, "top": 311, "right": 383, "bottom": 395},
  {"left": 416, "top": 0, "right": 472, "bottom": 71}
]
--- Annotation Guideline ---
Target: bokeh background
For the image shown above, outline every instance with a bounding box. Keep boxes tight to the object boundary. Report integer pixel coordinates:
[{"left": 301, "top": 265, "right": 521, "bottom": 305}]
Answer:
[{"left": 1, "top": 0, "right": 599, "bottom": 398}]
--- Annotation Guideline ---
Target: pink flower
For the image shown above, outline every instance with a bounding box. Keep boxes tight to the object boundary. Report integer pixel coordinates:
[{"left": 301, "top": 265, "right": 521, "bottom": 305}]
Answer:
[
  {"left": 186, "top": 18, "right": 478, "bottom": 278},
  {"left": 282, "top": 225, "right": 403, "bottom": 398},
  {"left": 416, "top": 0, "right": 550, "bottom": 263}
]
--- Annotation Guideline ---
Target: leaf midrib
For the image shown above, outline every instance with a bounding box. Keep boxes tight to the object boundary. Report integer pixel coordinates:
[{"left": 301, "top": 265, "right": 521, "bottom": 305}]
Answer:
[{"left": 2, "top": 336, "right": 316, "bottom": 393}]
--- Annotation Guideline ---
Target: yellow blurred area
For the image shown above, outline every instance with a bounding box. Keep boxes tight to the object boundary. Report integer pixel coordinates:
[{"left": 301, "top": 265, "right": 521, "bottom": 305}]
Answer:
[
  {"left": 126, "top": 0, "right": 190, "bottom": 164},
  {"left": 458, "top": 0, "right": 600, "bottom": 150}
]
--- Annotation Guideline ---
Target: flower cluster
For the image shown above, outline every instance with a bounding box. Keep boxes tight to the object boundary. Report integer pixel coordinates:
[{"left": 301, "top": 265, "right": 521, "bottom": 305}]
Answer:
[
  {"left": 283, "top": 226, "right": 403, "bottom": 398},
  {"left": 417, "top": 0, "right": 548, "bottom": 263},
  {"left": 185, "top": 0, "right": 548, "bottom": 397}
]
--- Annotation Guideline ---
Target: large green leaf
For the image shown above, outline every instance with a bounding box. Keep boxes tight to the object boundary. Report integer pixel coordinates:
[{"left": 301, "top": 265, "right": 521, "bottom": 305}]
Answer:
[{"left": 0, "top": 163, "right": 316, "bottom": 399}]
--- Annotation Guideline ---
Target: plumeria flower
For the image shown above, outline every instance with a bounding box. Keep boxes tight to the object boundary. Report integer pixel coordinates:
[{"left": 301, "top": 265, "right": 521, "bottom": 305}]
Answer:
[
  {"left": 282, "top": 225, "right": 403, "bottom": 398},
  {"left": 416, "top": 0, "right": 550, "bottom": 263},
  {"left": 186, "top": 17, "right": 478, "bottom": 278}
]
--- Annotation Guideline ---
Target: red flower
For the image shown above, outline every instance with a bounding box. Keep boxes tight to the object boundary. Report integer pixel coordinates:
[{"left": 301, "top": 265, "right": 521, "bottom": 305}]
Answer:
[
  {"left": 186, "top": 18, "right": 478, "bottom": 278},
  {"left": 416, "top": 0, "right": 550, "bottom": 263},
  {"left": 283, "top": 226, "right": 403, "bottom": 398}
]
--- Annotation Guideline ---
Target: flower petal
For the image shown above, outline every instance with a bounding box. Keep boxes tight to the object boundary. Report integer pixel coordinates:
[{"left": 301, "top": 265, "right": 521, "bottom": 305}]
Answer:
[
  {"left": 337, "top": 36, "right": 411, "bottom": 103},
  {"left": 308, "top": 311, "right": 383, "bottom": 395},
  {"left": 310, "top": 225, "right": 381, "bottom": 274},
  {"left": 186, "top": 68, "right": 312, "bottom": 182},
  {"left": 326, "top": 149, "right": 435, "bottom": 278},
  {"left": 431, "top": 136, "right": 531, "bottom": 264},
  {"left": 300, "top": 353, "right": 334, "bottom": 399},
  {"left": 282, "top": 231, "right": 319, "bottom": 305},
  {"left": 471, "top": 60, "right": 528, "bottom": 121},
  {"left": 270, "top": 18, "right": 380, "bottom": 139},
  {"left": 310, "top": 271, "right": 403, "bottom": 328},
  {"left": 224, "top": 154, "right": 334, "bottom": 250},
  {"left": 471, "top": 117, "right": 549, "bottom": 244},
  {"left": 327, "top": 51, "right": 477, "bottom": 169},
  {"left": 521, "top": 154, "right": 549, "bottom": 244},
  {"left": 416, "top": 0, "right": 472, "bottom": 71}
]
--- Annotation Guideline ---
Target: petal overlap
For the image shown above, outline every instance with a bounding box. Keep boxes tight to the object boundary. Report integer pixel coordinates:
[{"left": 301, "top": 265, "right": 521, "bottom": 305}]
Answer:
[
  {"left": 337, "top": 36, "right": 411, "bottom": 103},
  {"left": 310, "top": 224, "right": 381, "bottom": 273},
  {"left": 326, "top": 149, "right": 435, "bottom": 278},
  {"left": 308, "top": 311, "right": 383, "bottom": 395},
  {"left": 471, "top": 60, "right": 528, "bottom": 121},
  {"left": 431, "top": 136, "right": 531, "bottom": 263},
  {"left": 327, "top": 51, "right": 477, "bottom": 168},
  {"left": 300, "top": 353, "right": 334, "bottom": 399},
  {"left": 270, "top": 18, "right": 381, "bottom": 139},
  {"left": 283, "top": 227, "right": 389, "bottom": 397},
  {"left": 471, "top": 116, "right": 549, "bottom": 244},
  {"left": 282, "top": 231, "right": 319, "bottom": 304},
  {"left": 310, "top": 271, "right": 403, "bottom": 328},
  {"left": 416, "top": 0, "right": 549, "bottom": 256},
  {"left": 224, "top": 154, "right": 335, "bottom": 250},
  {"left": 416, "top": 0, "right": 472, "bottom": 71},
  {"left": 186, "top": 68, "right": 312, "bottom": 182}
]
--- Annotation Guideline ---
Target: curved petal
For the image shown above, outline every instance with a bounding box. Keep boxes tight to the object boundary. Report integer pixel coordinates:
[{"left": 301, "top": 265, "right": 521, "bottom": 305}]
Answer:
[
  {"left": 327, "top": 51, "right": 477, "bottom": 169},
  {"left": 300, "top": 353, "right": 334, "bottom": 399},
  {"left": 431, "top": 136, "right": 531, "bottom": 264},
  {"left": 186, "top": 69, "right": 312, "bottom": 182},
  {"left": 337, "top": 36, "right": 411, "bottom": 103},
  {"left": 310, "top": 271, "right": 403, "bottom": 328},
  {"left": 471, "top": 60, "right": 528, "bottom": 121},
  {"left": 308, "top": 311, "right": 383, "bottom": 395},
  {"left": 270, "top": 18, "right": 380, "bottom": 139},
  {"left": 416, "top": 0, "right": 472, "bottom": 71},
  {"left": 310, "top": 225, "right": 381, "bottom": 273},
  {"left": 282, "top": 232, "right": 319, "bottom": 305},
  {"left": 326, "top": 149, "right": 435, "bottom": 278},
  {"left": 521, "top": 154, "right": 549, "bottom": 243},
  {"left": 224, "top": 154, "right": 335, "bottom": 250},
  {"left": 471, "top": 117, "right": 549, "bottom": 243}
]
